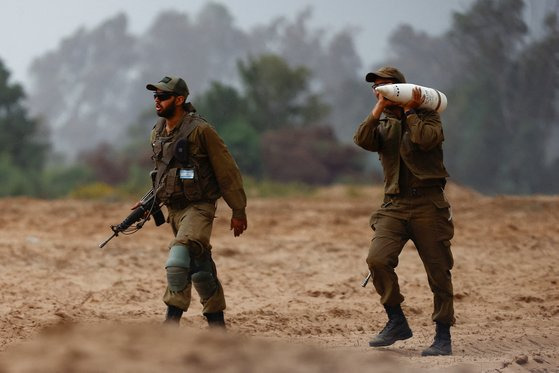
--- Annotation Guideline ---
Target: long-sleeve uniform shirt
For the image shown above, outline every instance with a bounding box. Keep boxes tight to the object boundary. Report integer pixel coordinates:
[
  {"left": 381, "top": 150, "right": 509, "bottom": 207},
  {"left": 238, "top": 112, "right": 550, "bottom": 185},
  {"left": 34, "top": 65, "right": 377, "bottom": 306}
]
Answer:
[
  {"left": 355, "top": 108, "right": 456, "bottom": 326},
  {"left": 151, "top": 110, "right": 244, "bottom": 315},
  {"left": 151, "top": 111, "right": 247, "bottom": 219},
  {"left": 353, "top": 109, "right": 449, "bottom": 195}
]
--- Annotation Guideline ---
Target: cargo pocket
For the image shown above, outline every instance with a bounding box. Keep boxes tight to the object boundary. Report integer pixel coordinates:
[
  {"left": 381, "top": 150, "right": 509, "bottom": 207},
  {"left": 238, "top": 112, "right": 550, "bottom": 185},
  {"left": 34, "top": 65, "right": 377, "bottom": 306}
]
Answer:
[
  {"left": 369, "top": 214, "right": 379, "bottom": 231},
  {"left": 441, "top": 238, "right": 454, "bottom": 269},
  {"left": 154, "top": 168, "right": 178, "bottom": 202},
  {"left": 193, "top": 202, "right": 217, "bottom": 220},
  {"left": 181, "top": 166, "right": 203, "bottom": 201},
  {"left": 165, "top": 168, "right": 181, "bottom": 193},
  {"left": 431, "top": 196, "right": 454, "bottom": 242}
]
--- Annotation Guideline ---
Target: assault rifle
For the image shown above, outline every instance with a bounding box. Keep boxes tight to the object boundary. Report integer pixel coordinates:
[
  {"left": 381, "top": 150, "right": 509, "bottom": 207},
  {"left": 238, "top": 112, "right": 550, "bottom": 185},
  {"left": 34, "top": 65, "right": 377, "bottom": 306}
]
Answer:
[{"left": 98, "top": 189, "right": 165, "bottom": 248}]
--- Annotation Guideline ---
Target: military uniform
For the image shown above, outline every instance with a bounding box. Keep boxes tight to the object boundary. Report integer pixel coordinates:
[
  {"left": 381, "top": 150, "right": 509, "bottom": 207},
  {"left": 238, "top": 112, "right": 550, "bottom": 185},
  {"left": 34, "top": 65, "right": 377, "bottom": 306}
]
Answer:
[
  {"left": 354, "top": 108, "right": 455, "bottom": 326},
  {"left": 150, "top": 106, "right": 246, "bottom": 316}
]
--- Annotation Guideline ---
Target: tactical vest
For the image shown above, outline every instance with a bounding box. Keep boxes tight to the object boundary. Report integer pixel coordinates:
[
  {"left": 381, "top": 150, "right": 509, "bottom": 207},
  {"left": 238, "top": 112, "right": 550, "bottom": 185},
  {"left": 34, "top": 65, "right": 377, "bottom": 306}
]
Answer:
[{"left": 151, "top": 113, "right": 205, "bottom": 205}]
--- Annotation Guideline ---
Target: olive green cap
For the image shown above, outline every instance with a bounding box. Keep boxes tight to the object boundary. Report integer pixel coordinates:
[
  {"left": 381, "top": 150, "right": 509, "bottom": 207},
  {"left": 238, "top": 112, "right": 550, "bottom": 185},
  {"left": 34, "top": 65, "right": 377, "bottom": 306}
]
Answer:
[
  {"left": 365, "top": 66, "right": 406, "bottom": 84},
  {"left": 146, "top": 75, "right": 189, "bottom": 97}
]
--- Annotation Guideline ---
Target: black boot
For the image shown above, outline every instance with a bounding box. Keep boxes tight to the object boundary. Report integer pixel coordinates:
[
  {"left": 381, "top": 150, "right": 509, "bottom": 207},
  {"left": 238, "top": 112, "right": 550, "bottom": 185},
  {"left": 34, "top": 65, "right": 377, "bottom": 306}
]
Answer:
[
  {"left": 204, "top": 311, "right": 226, "bottom": 329},
  {"left": 369, "top": 304, "right": 413, "bottom": 347},
  {"left": 164, "top": 305, "right": 183, "bottom": 325},
  {"left": 421, "top": 322, "right": 452, "bottom": 356}
]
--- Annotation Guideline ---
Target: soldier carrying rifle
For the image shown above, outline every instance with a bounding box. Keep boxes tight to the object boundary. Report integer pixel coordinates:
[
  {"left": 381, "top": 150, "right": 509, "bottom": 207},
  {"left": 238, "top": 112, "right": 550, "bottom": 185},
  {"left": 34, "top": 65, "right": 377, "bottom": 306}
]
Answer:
[{"left": 145, "top": 75, "right": 247, "bottom": 328}]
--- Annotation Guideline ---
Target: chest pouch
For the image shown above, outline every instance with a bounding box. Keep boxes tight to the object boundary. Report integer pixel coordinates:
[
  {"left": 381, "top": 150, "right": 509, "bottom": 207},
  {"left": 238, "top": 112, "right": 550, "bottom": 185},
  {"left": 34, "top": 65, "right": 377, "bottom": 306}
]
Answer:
[
  {"left": 174, "top": 139, "right": 189, "bottom": 164},
  {"left": 174, "top": 138, "right": 203, "bottom": 201}
]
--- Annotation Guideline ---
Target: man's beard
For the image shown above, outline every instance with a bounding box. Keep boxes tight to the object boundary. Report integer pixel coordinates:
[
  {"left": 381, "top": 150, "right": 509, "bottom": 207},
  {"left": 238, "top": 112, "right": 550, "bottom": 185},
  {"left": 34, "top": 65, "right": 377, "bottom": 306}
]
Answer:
[{"left": 157, "top": 103, "right": 176, "bottom": 118}]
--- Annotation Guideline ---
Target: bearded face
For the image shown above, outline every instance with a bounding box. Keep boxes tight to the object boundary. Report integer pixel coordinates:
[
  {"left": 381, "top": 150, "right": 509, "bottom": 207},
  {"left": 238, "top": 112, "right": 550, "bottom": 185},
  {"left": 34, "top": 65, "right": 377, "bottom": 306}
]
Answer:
[
  {"left": 153, "top": 91, "right": 178, "bottom": 118},
  {"left": 156, "top": 100, "right": 177, "bottom": 118}
]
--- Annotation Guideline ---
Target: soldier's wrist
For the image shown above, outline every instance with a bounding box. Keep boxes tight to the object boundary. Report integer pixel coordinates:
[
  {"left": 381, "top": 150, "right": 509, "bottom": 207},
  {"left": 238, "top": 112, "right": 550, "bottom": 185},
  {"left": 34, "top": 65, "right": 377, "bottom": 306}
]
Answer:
[{"left": 232, "top": 209, "right": 246, "bottom": 220}]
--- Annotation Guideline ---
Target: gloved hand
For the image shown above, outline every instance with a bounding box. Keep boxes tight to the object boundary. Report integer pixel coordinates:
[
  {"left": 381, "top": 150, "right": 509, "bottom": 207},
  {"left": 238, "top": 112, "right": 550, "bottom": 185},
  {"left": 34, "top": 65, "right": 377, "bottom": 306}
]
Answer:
[{"left": 230, "top": 217, "right": 247, "bottom": 237}]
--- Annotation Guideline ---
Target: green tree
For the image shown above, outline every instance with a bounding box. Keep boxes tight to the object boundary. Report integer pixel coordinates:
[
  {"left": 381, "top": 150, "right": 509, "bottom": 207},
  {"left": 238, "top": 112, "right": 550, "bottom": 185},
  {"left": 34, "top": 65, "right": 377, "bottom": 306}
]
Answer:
[
  {"left": 0, "top": 59, "right": 49, "bottom": 196},
  {"left": 445, "top": 0, "right": 528, "bottom": 193},
  {"left": 194, "top": 82, "right": 247, "bottom": 131},
  {"left": 194, "top": 82, "right": 261, "bottom": 175},
  {"left": 444, "top": 0, "right": 559, "bottom": 194},
  {"left": 29, "top": 14, "right": 138, "bottom": 159},
  {"left": 238, "top": 54, "right": 330, "bottom": 132},
  {"left": 218, "top": 118, "right": 261, "bottom": 176},
  {"left": 372, "top": 0, "right": 559, "bottom": 194},
  {"left": 503, "top": 11, "right": 559, "bottom": 193},
  {"left": 0, "top": 59, "right": 49, "bottom": 170}
]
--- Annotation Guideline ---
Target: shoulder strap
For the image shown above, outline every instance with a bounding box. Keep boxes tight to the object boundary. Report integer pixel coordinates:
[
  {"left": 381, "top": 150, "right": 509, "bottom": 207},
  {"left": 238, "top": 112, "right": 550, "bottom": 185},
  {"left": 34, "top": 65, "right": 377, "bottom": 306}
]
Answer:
[
  {"left": 154, "top": 118, "right": 166, "bottom": 134},
  {"left": 177, "top": 113, "right": 200, "bottom": 140},
  {"left": 153, "top": 114, "right": 200, "bottom": 139}
]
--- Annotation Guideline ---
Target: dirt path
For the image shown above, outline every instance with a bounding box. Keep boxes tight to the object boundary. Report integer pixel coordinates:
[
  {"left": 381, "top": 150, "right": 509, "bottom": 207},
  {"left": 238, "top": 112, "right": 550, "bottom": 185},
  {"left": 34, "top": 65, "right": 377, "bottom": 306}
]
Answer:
[{"left": 0, "top": 184, "right": 557, "bottom": 372}]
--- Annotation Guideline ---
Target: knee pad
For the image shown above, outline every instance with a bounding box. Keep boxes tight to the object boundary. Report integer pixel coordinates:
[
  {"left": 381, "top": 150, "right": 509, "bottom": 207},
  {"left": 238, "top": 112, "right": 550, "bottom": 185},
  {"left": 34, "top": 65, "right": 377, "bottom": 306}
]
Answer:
[
  {"left": 165, "top": 245, "right": 191, "bottom": 268},
  {"left": 191, "top": 271, "right": 217, "bottom": 300},
  {"left": 166, "top": 266, "right": 190, "bottom": 292},
  {"left": 166, "top": 245, "right": 191, "bottom": 292}
]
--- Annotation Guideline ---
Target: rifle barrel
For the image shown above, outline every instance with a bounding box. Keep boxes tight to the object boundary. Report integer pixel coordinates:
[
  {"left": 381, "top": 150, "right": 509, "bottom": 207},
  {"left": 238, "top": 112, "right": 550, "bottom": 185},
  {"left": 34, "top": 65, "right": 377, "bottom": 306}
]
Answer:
[{"left": 99, "top": 232, "right": 117, "bottom": 248}]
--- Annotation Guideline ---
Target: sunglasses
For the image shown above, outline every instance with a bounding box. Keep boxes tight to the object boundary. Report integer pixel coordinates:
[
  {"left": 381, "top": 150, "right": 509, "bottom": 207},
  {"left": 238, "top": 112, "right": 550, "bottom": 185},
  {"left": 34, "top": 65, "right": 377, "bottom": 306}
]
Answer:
[{"left": 153, "top": 92, "right": 175, "bottom": 101}]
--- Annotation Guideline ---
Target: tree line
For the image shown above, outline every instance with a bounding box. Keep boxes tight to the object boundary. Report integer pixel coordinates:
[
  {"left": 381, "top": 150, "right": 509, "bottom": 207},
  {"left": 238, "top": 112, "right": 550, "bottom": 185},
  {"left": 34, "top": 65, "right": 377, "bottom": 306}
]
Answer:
[{"left": 0, "top": 0, "right": 557, "bottom": 197}]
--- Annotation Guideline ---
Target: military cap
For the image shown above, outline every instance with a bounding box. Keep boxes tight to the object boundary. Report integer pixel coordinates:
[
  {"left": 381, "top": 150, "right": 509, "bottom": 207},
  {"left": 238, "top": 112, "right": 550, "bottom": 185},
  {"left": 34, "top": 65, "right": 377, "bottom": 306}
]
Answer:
[
  {"left": 146, "top": 75, "right": 189, "bottom": 97},
  {"left": 365, "top": 66, "right": 406, "bottom": 84}
]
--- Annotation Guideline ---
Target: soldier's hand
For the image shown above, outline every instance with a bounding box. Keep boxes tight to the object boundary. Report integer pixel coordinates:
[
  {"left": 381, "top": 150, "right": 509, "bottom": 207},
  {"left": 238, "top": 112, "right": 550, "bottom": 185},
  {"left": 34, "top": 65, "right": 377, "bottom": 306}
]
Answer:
[
  {"left": 230, "top": 217, "right": 247, "bottom": 237},
  {"left": 403, "top": 87, "right": 423, "bottom": 111},
  {"left": 131, "top": 200, "right": 150, "bottom": 219},
  {"left": 371, "top": 89, "right": 394, "bottom": 119},
  {"left": 372, "top": 95, "right": 388, "bottom": 119}
]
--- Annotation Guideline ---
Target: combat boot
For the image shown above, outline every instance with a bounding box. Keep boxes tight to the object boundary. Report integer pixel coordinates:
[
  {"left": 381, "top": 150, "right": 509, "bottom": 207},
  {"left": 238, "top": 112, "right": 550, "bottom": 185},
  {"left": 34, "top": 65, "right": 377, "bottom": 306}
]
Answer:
[
  {"left": 164, "top": 305, "right": 183, "bottom": 325},
  {"left": 205, "top": 311, "right": 226, "bottom": 329},
  {"left": 421, "top": 322, "right": 452, "bottom": 356},
  {"left": 369, "top": 304, "right": 413, "bottom": 347}
]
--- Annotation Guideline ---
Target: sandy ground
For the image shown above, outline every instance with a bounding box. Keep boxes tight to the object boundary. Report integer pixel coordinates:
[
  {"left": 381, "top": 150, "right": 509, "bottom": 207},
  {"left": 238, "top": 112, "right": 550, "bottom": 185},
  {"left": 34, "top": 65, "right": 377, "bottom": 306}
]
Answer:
[{"left": 0, "top": 183, "right": 557, "bottom": 372}]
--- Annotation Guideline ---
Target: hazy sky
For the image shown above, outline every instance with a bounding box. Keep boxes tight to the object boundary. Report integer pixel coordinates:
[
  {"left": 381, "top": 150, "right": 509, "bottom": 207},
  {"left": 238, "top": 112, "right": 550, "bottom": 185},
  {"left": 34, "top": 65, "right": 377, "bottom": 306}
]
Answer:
[{"left": 1, "top": 0, "right": 475, "bottom": 87}]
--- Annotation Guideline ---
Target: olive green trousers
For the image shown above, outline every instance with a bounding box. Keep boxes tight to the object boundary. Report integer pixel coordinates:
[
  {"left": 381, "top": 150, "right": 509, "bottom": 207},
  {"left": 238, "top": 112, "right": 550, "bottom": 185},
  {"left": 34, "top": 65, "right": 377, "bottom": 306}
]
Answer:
[
  {"left": 367, "top": 191, "right": 455, "bottom": 325},
  {"left": 163, "top": 201, "right": 226, "bottom": 315}
]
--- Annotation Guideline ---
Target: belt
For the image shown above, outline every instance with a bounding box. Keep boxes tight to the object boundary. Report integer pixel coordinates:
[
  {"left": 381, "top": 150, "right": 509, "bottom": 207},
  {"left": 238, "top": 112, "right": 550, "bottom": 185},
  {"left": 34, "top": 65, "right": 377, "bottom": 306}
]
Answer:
[
  {"left": 165, "top": 198, "right": 190, "bottom": 210},
  {"left": 388, "top": 185, "right": 443, "bottom": 198},
  {"left": 165, "top": 198, "right": 217, "bottom": 210}
]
